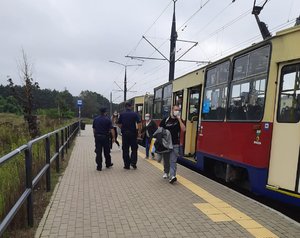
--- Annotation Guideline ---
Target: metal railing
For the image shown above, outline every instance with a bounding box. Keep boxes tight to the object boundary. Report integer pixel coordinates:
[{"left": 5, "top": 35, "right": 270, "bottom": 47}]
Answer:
[{"left": 0, "top": 121, "right": 79, "bottom": 236}]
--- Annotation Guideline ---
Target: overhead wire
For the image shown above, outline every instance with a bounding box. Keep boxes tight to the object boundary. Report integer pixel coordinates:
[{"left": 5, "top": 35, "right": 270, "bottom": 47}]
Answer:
[
  {"left": 177, "top": 0, "right": 213, "bottom": 32},
  {"left": 125, "top": 0, "right": 290, "bottom": 98},
  {"left": 191, "top": 0, "right": 236, "bottom": 37},
  {"left": 163, "top": 16, "right": 296, "bottom": 85},
  {"left": 130, "top": 0, "right": 213, "bottom": 83},
  {"left": 287, "top": 0, "right": 294, "bottom": 22},
  {"left": 207, "top": 18, "right": 297, "bottom": 62},
  {"left": 127, "top": 0, "right": 173, "bottom": 57},
  {"left": 193, "top": 0, "right": 271, "bottom": 42},
  {"left": 122, "top": 1, "right": 174, "bottom": 97},
  {"left": 129, "top": 0, "right": 214, "bottom": 92}
]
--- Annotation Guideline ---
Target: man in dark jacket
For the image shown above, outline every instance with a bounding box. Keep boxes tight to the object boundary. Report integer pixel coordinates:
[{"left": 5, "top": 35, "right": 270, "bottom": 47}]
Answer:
[
  {"left": 93, "top": 107, "right": 115, "bottom": 171},
  {"left": 117, "top": 102, "right": 141, "bottom": 169}
]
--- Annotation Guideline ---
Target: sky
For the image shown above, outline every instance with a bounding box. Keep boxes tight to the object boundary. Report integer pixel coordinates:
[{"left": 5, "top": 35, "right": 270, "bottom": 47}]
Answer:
[{"left": 0, "top": 0, "right": 299, "bottom": 103}]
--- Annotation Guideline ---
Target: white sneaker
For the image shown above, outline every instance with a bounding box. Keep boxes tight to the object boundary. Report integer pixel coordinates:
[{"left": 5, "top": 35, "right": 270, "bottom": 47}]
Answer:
[
  {"left": 169, "top": 176, "right": 177, "bottom": 184},
  {"left": 163, "top": 173, "right": 168, "bottom": 179}
]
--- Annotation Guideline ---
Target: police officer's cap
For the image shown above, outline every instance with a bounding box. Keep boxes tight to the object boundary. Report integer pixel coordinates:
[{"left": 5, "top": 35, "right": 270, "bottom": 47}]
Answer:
[
  {"left": 125, "top": 102, "right": 132, "bottom": 107},
  {"left": 100, "top": 107, "right": 107, "bottom": 113}
]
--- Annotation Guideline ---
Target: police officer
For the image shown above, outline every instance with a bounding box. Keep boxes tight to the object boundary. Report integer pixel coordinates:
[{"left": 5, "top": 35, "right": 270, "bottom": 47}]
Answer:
[
  {"left": 93, "top": 107, "right": 115, "bottom": 171},
  {"left": 117, "top": 102, "right": 141, "bottom": 169}
]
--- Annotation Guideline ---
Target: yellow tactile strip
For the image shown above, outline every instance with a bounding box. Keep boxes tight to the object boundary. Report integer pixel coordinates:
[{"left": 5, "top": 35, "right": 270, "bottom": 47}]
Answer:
[{"left": 138, "top": 151, "right": 279, "bottom": 238}]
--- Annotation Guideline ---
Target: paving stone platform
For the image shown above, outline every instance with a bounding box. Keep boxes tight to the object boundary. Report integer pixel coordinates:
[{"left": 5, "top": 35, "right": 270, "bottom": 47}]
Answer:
[{"left": 35, "top": 125, "right": 300, "bottom": 238}]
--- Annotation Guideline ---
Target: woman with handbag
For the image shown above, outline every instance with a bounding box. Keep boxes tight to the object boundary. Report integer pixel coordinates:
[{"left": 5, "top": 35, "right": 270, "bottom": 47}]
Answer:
[{"left": 142, "top": 113, "right": 157, "bottom": 159}]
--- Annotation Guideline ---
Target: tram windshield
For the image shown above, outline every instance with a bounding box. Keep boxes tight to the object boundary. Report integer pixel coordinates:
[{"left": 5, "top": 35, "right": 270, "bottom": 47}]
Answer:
[
  {"left": 202, "top": 61, "right": 230, "bottom": 121},
  {"left": 277, "top": 64, "right": 300, "bottom": 123},
  {"left": 228, "top": 45, "right": 271, "bottom": 121}
]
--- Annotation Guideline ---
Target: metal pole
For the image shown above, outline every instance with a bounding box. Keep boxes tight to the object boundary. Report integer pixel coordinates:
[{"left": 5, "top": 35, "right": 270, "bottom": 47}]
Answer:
[
  {"left": 169, "top": 0, "right": 177, "bottom": 82},
  {"left": 109, "top": 61, "right": 141, "bottom": 102},
  {"left": 124, "top": 67, "right": 127, "bottom": 102},
  {"left": 65, "top": 127, "right": 68, "bottom": 154},
  {"left": 78, "top": 106, "right": 81, "bottom": 136},
  {"left": 25, "top": 148, "right": 33, "bottom": 227},
  {"left": 55, "top": 132, "right": 60, "bottom": 173},
  {"left": 61, "top": 130, "right": 64, "bottom": 160},
  {"left": 110, "top": 92, "right": 113, "bottom": 115},
  {"left": 45, "top": 137, "right": 51, "bottom": 192}
]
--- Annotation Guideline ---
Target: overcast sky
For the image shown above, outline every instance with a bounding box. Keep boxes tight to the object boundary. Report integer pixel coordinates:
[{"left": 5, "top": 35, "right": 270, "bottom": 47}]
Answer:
[{"left": 0, "top": 0, "right": 299, "bottom": 102}]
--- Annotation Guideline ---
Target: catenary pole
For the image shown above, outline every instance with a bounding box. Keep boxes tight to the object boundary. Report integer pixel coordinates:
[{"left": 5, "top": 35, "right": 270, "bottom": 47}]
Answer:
[
  {"left": 169, "top": 0, "right": 178, "bottom": 82},
  {"left": 109, "top": 61, "right": 141, "bottom": 102}
]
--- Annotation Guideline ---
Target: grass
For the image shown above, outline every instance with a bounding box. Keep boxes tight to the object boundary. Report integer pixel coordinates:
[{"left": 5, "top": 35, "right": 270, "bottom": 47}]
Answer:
[
  {"left": 2, "top": 142, "right": 75, "bottom": 238},
  {"left": 0, "top": 113, "right": 78, "bottom": 237}
]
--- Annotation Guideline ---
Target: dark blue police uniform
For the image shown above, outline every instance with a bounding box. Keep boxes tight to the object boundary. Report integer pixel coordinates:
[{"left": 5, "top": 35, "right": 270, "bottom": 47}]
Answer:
[
  {"left": 93, "top": 114, "right": 113, "bottom": 170},
  {"left": 118, "top": 108, "right": 141, "bottom": 169}
]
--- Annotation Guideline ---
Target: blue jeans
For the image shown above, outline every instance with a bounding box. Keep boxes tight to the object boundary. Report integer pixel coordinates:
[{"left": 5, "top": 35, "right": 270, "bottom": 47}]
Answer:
[
  {"left": 145, "top": 137, "right": 150, "bottom": 157},
  {"left": 162, "top": 144, "right": 180, "bottom": 177}
]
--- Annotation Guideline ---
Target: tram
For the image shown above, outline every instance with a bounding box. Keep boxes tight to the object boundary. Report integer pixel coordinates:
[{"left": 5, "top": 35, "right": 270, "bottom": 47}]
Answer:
[
  {"left": 118, "top": 94, "right": 153, "bottom": 120},
  {"left": 120, "top": 24, "right": 300, "bottom": 207}
]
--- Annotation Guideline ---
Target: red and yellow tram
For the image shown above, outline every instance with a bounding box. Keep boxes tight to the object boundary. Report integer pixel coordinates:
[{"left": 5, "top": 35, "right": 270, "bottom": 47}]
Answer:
[{"left": 120, "top": 24, "right": 300, "bottom": 207}]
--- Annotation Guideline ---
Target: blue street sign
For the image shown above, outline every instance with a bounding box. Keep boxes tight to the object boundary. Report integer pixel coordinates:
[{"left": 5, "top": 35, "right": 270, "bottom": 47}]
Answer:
[{"left": 77, "top": 99, "right": 83, "bottom": 107}]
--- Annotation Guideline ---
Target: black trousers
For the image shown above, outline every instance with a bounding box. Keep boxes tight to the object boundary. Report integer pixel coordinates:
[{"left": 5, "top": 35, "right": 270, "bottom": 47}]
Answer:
[
  {"left": 95, "top": 135, "right": 111, "bottom": 169},
  {"left": 122, "top": 131, "right": 138, "bottom": 167}
]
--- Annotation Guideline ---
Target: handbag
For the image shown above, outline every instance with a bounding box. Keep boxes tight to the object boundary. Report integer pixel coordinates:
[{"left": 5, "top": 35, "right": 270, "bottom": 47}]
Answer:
[{"left": 149, "top": 138, "right": 156, "bottom": 153}]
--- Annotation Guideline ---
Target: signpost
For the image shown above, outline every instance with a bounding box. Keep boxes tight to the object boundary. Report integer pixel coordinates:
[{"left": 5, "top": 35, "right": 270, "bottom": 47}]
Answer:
[{"left": 77, "top": 99, "right": 82, "bottom": 136}]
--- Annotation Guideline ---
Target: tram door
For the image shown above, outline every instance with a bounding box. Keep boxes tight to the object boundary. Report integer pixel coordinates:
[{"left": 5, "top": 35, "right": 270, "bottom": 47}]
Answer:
[
  {"left": 184, "top": 86, "right": 201, "bottom": 157},
  {"left": 268, "top": 63, "right": 300, "bottom": 193}
]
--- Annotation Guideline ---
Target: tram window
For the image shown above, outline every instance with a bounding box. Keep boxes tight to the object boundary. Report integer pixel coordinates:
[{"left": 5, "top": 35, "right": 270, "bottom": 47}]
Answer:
[
  {"left": 277, "top": 64, "right": 300, "bottom": 123},
  {"left": 155, "top": 88, "right": 162, "bottom": 99},
  {"left": 188, "top": 90, "right": 200, "bottom": 121},
  {"left": 173, "top": 91, "right": 183, "bottom": 110},
  {"left": 163, "top": 84, "right": 172, "bottom": 99},
  {"left": 163, "top": 98, "right": 171, "bottom": 118},
  {"left": 228, "top": 78, "right": 266, "bottom": 121},
  {"left": 154, "top": 87, "right": 164, "bottom": 119},
  {"left": 162, "top": 84, "right": 173, "bottom": 118},
  {"left": 202, "top": 61, "right": 230, "bottom": 121},
  {"left": 233, "top": 55, "right": 248, "bottom": 81},
  {"left": 228, "top": 45, "right": 270, "bottom": 121},
  {"left": 136, "top": 104, "right": 143, "bottom": 118},
  {"left": 248, "top": 46, "right": 270, "bottom": 76},
  {"left": 218, "top": 61, "right": 230, "bottom": 84},
  {"left": 153, "top": 101, "right": 162, "bottom": 119},
  {"left": 144, "top": 95, "right": 153, "bottom": 115},
  {"left": 206, "top": 68, "right": 217, "bottom": 86}
]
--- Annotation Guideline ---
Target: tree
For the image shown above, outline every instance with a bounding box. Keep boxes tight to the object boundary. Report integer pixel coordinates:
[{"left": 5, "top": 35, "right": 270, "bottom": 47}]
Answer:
[
  {"left": 79, "top": 90, "right": 111, "bottom": 118},
  {"left": 8, "top": 49, "right": 40, "bottom": 138},
  {"left": 0, "top": 96, "right": 22, "bottom": 114},
  {"left": 56, "top": 89, "right": 75, "bottom": 118}
]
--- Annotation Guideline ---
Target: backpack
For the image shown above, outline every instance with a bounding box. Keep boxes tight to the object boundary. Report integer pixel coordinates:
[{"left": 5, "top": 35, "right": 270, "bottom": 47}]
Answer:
[{"left": 154, "top": 128, "right": 170, "bottom": 154}]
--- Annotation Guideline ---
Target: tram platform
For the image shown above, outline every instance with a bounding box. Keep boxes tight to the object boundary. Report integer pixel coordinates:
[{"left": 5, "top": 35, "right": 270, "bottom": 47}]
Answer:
[{"left": 35, "top": 125, "right": 300, "bottom": 238}]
